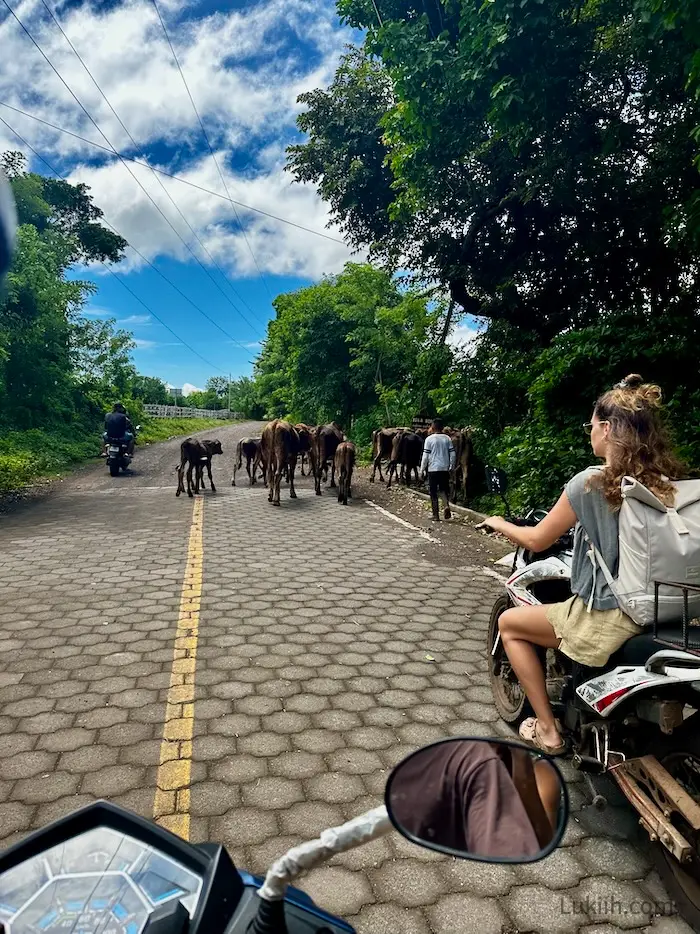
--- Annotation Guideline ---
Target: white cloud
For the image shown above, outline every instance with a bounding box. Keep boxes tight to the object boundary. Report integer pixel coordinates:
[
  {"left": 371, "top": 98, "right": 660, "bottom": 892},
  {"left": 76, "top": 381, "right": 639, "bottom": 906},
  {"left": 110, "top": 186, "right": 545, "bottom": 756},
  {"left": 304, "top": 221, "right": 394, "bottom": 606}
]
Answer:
[
  {"left": 118, "top": 314, "right": 151, "bottom": 325},
  {"left": 134, "top": 338, "right": 158, "bottom": 349},
  {"left": 447, "top": 321, "right": 482, "bottom": 354},
  {"left": 0, "top": 0, "right": 357, "bottom": 282},
  {"left": 182, "top": 382, "right": 203, "bottom": 395}
]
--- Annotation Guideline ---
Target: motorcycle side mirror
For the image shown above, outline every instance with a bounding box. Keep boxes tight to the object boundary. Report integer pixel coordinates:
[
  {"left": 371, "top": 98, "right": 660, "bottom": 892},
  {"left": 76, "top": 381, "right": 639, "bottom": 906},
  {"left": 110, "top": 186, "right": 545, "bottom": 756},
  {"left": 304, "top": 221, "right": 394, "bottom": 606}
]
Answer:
[{"left": 385, "top": 738, "right": 568, "bottom": 864}]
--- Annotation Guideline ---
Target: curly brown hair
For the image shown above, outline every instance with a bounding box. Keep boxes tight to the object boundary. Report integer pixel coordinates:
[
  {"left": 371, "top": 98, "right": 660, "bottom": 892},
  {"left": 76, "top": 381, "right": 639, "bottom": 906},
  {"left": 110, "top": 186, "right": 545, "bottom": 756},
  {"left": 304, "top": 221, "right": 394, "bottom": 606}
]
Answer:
[{"left": 587, "top": 374, "right": 686, "bottom": 510}]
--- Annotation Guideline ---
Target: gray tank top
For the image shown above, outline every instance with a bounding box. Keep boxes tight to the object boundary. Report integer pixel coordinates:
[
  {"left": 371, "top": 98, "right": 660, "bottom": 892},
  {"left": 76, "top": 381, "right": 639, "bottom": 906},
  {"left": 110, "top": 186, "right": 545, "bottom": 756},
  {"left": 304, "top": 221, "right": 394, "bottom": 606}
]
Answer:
[{"left": 564, "top": 467, "right": 619, "bottom": 611}]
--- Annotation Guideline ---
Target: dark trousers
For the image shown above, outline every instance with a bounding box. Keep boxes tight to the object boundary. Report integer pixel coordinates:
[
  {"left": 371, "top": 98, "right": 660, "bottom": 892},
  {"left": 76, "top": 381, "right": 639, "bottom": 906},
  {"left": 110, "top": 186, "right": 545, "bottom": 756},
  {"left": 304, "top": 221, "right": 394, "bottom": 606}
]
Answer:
[{"left": 429, "top": 471, "right": 450, "bottom": 517}]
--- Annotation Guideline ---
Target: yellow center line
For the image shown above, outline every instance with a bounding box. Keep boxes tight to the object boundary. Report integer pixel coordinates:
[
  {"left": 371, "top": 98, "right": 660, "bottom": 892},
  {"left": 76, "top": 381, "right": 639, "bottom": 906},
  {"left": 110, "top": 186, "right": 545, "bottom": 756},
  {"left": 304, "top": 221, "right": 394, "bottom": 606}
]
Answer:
[{"left": 153, "top": 496, "right": 204, "bottom": 839}]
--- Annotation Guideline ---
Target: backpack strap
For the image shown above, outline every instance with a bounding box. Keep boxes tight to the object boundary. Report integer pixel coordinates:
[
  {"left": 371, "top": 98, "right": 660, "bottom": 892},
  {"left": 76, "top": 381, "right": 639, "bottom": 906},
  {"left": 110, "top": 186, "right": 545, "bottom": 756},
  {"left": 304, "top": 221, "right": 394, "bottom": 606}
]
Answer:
[
  {"left": 666, "top": 507, "right": 689, "bottom": 536},
  {"left": 586, "top": 543, "right": 616, "bottom": 613}
]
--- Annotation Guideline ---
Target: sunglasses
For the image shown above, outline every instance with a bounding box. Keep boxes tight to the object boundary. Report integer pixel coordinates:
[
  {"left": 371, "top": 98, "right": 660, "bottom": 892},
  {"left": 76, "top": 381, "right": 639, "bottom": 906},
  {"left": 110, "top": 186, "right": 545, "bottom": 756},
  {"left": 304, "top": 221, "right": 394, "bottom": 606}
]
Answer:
[{"left": 583, "top": 420, "right": 609, "bottom": 433}]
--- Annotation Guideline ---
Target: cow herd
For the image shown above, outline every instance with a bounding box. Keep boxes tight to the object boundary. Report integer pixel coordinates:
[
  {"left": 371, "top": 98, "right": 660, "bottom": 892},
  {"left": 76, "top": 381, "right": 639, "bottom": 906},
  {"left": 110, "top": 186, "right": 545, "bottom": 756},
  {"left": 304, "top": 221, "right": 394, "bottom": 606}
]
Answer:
[
  {"left": 370, "top": 425, "right": 473, "bottom": 502},
  {"left": 175, "top": 421, "right": 473, "bottom": 507},
  {"left": 175, "top": 420, "right": 356, "bottom": 507}
]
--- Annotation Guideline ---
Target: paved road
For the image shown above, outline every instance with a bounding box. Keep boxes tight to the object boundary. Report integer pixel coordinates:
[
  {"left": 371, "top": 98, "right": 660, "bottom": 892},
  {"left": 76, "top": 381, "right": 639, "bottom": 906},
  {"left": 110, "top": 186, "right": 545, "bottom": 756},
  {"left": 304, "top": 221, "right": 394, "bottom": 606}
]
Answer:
[{"left": 0, "top": 423, "right": 691, "bottom": 933}]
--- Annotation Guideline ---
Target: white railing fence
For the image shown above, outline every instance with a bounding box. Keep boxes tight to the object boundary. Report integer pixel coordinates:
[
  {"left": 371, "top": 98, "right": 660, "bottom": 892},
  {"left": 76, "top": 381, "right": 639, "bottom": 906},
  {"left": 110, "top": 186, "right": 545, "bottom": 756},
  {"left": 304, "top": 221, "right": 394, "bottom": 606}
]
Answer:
[{"left": 143, "top": 404, "right": 241, "bottom": 419}]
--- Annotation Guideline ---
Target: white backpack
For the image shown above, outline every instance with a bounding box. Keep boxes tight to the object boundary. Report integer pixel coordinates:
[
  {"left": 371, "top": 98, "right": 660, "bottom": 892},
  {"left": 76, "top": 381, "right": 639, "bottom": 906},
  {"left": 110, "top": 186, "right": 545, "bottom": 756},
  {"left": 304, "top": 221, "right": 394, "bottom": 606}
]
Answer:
[{"left": 588, "top": 476, "right": 700, "bottom": 626}]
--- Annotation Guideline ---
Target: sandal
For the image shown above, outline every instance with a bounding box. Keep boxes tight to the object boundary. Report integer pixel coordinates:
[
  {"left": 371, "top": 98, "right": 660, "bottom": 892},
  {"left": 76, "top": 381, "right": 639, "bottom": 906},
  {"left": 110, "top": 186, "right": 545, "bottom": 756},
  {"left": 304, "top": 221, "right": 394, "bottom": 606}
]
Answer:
[{"left": 518, "top": 717, "right": 567, "bottom": 756}]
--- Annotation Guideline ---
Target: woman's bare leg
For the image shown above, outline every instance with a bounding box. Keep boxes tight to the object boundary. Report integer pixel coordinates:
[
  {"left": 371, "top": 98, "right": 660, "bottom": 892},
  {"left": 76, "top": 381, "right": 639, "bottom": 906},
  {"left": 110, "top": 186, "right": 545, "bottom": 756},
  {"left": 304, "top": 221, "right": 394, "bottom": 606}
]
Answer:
[{"left": 499, "top": 605, "right": 562, "bottom": 747}]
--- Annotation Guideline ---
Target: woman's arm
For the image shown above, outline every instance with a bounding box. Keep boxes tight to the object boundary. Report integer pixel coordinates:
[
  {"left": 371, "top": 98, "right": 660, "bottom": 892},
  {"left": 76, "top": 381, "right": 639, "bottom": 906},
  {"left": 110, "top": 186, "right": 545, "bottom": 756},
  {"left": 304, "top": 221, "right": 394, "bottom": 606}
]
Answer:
[{"left": 480, "top": 491, "right": 576, "bottom": 552}]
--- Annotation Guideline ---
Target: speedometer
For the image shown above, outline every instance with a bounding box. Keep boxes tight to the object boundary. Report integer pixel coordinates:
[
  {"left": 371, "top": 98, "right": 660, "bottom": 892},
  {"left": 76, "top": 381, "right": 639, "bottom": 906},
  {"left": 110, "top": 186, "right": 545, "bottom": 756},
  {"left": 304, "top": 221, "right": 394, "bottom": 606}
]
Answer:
[{"left": 0, "top": 826, "right": 203, "bottom": 934}]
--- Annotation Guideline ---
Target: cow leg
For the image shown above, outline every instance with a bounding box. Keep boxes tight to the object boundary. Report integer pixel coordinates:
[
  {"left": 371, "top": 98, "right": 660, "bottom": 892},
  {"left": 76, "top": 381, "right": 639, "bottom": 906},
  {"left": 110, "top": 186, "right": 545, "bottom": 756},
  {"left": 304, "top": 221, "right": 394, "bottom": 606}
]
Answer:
[
  {"left": 315, "top": 463, "right": 322, "bottom": 496},
  {"left": 274, "top": 467, "right": 283, "bottom": 506},
  {"left": 176, "top": 463, "right": 185, "bottom": 497},
  {"left": 186, "top": 463, "right": 194, "bottom": 497},
  {"left": 329, "top": 460, "right": 336, "bottom": 488},
  {"left": 386, "top": 463, "right": 394, "bottom": 489},
  {"left": 206, "top": 458, "right": 216, "bottom": 493},
  {"left": 232, "top": 453, "right": 241, "bottom": 486},
  {"left": 289, "top": 457, "right": 298, "bottom": 499}
]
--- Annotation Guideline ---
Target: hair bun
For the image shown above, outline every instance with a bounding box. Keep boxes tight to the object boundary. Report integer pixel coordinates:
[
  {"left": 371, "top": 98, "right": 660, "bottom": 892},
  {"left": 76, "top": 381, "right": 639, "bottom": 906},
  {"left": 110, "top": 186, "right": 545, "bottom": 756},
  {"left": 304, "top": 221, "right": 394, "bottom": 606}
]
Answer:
[
  {"left": 616, "top": 373, "right": 644, "bottom": 389},
  {"left": 614, "top": 373, "right": 663, "bottom": 408}
]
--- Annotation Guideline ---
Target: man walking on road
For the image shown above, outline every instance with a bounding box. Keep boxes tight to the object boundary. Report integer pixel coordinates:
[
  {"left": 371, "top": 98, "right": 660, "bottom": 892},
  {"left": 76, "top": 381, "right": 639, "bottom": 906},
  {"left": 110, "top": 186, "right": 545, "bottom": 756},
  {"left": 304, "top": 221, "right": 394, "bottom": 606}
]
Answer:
[{"left": 421, "top": 418, "right": 456, "bottom": 522}]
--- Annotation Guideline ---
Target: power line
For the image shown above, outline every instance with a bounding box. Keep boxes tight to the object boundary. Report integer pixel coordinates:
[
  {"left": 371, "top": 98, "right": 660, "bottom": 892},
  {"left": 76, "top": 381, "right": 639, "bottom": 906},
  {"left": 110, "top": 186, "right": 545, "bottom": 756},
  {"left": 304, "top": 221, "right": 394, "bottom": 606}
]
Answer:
[
  {"left": 37, "top": 0, "right": 264, "bottom": 335},
  {"left": 0, "top": 99, "right": 346, "bottom": 245},
  {"left": 1, "top": 0, "right": 261, "bottom": 344},
  {"left": 150, "top": 0, "right": 273, "bottom": 300},
  {"left": 1, "top": 114, "right": 228, "bottom": 374}
]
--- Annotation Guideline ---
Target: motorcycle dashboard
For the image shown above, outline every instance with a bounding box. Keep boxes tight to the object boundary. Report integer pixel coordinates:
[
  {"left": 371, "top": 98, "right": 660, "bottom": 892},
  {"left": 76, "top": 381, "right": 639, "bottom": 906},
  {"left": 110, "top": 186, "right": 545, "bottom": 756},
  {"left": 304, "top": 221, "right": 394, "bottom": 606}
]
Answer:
[{"left": 0, "top": 825, "right": 203, "bottom": 934}]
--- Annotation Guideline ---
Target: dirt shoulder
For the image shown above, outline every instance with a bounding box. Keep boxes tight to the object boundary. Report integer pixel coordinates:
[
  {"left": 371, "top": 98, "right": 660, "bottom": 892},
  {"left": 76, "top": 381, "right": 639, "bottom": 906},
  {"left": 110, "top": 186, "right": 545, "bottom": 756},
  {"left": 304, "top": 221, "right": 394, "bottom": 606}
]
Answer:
[{"left": 353, "top": 465, "right": 512, "bottom": 569}]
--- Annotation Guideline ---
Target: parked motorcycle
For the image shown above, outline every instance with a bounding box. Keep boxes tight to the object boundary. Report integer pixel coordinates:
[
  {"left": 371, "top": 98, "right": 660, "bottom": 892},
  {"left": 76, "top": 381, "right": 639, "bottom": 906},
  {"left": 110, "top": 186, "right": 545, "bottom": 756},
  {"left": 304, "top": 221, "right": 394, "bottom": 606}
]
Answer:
[
  {"left": 0, "top": 738, "right": 568, "bottom": 934},
  {"left": 484, "top": 467, "right": 700, "bottom": 928},
  {"left": 105, "top": 425, "right": 140, "bottom": 477}
]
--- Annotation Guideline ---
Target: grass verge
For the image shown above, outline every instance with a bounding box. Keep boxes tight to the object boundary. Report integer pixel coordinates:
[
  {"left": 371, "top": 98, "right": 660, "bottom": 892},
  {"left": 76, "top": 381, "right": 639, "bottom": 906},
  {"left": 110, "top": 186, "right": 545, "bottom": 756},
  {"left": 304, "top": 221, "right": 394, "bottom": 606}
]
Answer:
[
  {"left": 0, "top": 427, "right": 99, "bottom": 494},
  {"left": 137, "top": 417, "right": 232, "bottom": 444}
]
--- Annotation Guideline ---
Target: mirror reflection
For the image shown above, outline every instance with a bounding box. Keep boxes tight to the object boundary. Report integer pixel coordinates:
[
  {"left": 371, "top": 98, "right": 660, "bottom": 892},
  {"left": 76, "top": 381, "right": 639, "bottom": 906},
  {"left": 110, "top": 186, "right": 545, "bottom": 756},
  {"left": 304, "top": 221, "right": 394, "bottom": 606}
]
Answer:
[{"left": 386, "top": 738, "right": 567, "bottom": 862}]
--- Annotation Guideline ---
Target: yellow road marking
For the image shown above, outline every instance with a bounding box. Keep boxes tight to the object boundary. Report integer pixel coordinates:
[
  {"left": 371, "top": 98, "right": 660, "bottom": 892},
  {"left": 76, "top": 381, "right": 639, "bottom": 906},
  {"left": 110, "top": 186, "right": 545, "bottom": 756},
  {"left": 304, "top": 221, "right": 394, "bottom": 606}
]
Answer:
[{"left": 153, "top": 496, "right": 204, "bottom": 839}]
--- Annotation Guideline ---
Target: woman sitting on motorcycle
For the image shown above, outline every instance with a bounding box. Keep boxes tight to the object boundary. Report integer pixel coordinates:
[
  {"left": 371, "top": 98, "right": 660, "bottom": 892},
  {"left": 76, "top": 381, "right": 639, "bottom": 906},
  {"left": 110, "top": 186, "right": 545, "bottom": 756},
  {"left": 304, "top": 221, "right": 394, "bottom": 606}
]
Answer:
[{"left": 480, "top": 374, "right": 685, "bottom": 754}]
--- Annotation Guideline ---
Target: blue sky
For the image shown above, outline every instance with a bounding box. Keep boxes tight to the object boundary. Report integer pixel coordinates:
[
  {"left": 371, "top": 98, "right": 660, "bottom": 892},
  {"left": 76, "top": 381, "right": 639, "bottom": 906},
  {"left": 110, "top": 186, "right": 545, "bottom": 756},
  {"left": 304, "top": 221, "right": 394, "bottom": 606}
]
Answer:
[{"left": 0, "top": 0, "right": 359, "bottom": 392}]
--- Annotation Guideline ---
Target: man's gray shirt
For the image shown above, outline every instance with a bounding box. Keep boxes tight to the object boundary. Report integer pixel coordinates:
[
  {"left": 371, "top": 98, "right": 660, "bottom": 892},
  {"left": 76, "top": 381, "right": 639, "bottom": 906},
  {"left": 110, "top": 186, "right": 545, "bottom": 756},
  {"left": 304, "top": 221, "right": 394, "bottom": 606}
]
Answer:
[{"left": 421, "top": 433, "right": 456, "bottom": 473}]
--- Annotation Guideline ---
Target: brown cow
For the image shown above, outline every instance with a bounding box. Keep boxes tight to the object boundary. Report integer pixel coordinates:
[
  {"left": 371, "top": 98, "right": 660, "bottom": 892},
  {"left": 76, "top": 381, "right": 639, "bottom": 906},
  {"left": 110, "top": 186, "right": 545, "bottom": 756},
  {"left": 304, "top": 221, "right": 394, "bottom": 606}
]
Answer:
[
  {"left": 295, "top": 424, "right": 316, "bottom": 477},
  {"left": 261, "top": 419, "right": 300, "bottom": 506},
  {"left": 176, "top": 438, "right": 223, "bottom": 497},
  {"left": 312, "top": 423, "right": 344, "bottom": 495},
  {"left": 370, "top": 427, "right": 409, "bottom": 483},
  {"left": 451, "top": 426, "right": 474, "bottom": 503},
  {"left": 335, "top": 441, "right": 356, "bottom": 505},
  {"left": 231, "top": 437, "right": 261, "bottom": 486},
  {"left": 387, "top": 430, "right": 423, "bottom": 489}
]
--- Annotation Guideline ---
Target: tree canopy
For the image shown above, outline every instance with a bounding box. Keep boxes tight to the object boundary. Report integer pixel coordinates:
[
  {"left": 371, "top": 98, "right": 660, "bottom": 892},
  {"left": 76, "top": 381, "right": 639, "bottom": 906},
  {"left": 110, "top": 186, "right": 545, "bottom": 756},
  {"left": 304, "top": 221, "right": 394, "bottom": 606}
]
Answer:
[
  {"left": 254, "top": 263, "right": 451, "bottom": 431},
  {"left": 289, "top": 0, "right": 700, "bottom": 339}
]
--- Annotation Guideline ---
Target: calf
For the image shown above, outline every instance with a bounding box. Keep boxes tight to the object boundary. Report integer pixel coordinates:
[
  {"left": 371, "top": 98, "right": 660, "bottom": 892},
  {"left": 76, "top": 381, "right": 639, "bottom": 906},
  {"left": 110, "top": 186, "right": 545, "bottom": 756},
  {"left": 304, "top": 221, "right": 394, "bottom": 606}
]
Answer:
[
  {"left": 261, "top": 419, "right": 300, "bottom": 506},
  {"left": 312, "top": 423, "right": 344, "bottom": 495},
  {"left": 370, "top": 427, "right": 408, "bottom": 482},
  {"left": 231, "top": 437, "right": 261, "bottom": 486},
  {"left": 176, "top": 438, "right": 223, "bottom": 497},
  {"left": 387, "top": 430, "right": 423, "bottom": 489},
  {"left": 334, "top": 441, "right": 356, "bottom": 505}
]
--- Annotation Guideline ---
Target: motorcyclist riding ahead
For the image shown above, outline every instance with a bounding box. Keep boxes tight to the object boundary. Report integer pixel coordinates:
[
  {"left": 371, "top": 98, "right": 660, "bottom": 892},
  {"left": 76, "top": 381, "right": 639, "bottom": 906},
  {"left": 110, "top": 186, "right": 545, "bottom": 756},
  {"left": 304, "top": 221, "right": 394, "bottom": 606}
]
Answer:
[{"left": 104, "top": 402, "right": 135, "bottom": 455}]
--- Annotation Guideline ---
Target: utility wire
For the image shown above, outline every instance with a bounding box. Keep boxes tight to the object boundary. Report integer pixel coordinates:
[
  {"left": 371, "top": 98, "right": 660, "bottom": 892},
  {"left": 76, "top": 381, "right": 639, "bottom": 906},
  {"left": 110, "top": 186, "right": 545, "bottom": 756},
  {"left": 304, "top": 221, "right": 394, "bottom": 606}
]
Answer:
[
  {"left": 0, "top": 100, "right": 346, "bottom": 245},
  {"left": 150, "top": 0, "right": 273, "bottom": 300},
  {"left": 37, "top": 0, "right": 264, "bottom": 334},
  {"left": 1, "top": 114, "right": 228, "bottom": 374},
  {"left": 1, "top": 0, "right": 260, "bottom": 343}
]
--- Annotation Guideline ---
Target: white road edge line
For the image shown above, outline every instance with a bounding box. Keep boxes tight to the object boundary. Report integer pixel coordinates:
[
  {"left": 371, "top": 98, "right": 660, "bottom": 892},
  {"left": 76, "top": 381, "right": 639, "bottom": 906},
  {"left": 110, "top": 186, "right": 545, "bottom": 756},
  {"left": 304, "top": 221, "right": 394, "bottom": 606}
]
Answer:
[{"left": 364, "top": 499, "right": 442, "bottom": 544}]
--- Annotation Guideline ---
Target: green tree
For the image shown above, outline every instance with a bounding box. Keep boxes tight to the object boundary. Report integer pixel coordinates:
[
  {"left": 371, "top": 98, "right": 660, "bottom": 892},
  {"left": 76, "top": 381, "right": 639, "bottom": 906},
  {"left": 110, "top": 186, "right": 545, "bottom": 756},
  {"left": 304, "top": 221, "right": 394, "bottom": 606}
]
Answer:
[
  {"left": 289, "top": 0, "right": 700, "bottom": 338},
  {"left": 254, "top": 263, "right": 448, "bottom": 433}
]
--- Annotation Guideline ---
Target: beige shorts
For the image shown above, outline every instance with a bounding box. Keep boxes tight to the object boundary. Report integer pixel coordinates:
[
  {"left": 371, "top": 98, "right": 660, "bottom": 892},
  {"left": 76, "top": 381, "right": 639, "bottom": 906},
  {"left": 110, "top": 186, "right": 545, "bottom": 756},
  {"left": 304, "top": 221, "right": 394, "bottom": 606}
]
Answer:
[{"left": 546, "top": 595, "right": 641, "bottom": 667}]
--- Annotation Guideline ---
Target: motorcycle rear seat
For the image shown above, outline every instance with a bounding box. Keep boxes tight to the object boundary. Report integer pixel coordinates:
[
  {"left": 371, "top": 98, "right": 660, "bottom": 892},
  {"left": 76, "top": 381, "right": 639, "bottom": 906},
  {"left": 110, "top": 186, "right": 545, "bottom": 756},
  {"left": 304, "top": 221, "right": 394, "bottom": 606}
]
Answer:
[
  {"left": 610, "top": 623, "right": 697, "bottom": 667},
  {"left": 570, "top": 623, "right": 696, "bottom": 693}
]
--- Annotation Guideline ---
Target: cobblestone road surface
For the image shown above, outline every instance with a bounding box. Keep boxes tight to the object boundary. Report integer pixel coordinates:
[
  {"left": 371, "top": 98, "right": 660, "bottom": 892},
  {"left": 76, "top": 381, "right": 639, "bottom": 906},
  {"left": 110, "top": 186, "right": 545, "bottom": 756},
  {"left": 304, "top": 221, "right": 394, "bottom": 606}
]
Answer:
[{"left": 0, "top": 422, "right": 692, "bottom": 933}]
